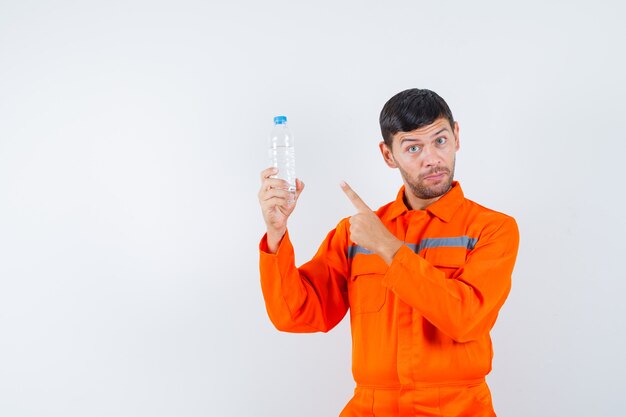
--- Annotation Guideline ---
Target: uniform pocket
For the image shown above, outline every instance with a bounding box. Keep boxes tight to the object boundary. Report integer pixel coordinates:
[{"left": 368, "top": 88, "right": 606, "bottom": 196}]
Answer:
[
  {"left": 424, "top": 247, "right": 467, "bottom": 279},
  {"left": 466, "top": 382, "right": 495, "bottom": 409},
  {"left": 349, "top": 273, "right": 387, "bottom": 314},
  {"left": 438, "top": 382, "right": 495, "bottom": 417}
]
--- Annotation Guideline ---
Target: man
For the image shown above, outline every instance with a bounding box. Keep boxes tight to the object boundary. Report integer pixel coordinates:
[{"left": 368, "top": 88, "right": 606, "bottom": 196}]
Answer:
[{"left": 257, "top": 88, "right": 519, "bottom": 416}]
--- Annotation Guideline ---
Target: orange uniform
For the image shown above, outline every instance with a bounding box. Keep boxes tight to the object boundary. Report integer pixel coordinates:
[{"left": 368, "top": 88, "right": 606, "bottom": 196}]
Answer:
[{"left": 259, "top": 182, "right": 519, "bottom": 416}]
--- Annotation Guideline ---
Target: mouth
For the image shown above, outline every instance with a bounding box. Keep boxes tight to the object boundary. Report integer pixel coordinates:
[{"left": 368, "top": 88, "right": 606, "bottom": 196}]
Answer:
[{"left": 423, "top": 171, "right": 447, "bottom": 181}]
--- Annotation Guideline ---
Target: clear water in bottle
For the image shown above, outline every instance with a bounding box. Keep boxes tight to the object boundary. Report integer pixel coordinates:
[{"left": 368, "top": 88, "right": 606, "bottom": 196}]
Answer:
[{"left": 269, "top": 115, "right": 296, "bottom": 192}]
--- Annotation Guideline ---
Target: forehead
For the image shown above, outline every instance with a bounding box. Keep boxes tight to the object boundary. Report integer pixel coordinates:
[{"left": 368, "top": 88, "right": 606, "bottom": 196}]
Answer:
[{"left": 392, "top": 117, "right": 453, "bottom": 144}]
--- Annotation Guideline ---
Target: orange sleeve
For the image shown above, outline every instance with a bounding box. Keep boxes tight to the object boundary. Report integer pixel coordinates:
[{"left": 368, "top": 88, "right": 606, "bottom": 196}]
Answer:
[
  {"left": 382, "top": 216, "right": 519, "bottom": 343},
  {"left": 259, "top": 223, "right": 350, "bottom": 333}
]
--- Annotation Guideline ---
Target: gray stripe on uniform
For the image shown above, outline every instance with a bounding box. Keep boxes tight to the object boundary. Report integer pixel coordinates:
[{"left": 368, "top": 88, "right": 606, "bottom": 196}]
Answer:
[
  {"left": 347, "top": 236, "right": 477, "bottom": 258},
  {"left": 347, "top": 245, "right": 373, "bottom": 258},
  {"left": 411, "top": 236, "right": 478, "bottom": 253}
]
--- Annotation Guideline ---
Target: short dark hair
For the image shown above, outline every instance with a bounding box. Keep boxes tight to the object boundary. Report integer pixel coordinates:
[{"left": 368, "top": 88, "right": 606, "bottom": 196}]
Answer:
[{"left": 379, "top": 88, "right": 455, "bottom": 147}]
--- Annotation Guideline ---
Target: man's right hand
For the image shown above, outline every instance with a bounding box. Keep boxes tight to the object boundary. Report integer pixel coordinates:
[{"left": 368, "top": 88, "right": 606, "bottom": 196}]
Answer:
[{"left": 258, "top": 167, "right": 305, "bottom": 253}]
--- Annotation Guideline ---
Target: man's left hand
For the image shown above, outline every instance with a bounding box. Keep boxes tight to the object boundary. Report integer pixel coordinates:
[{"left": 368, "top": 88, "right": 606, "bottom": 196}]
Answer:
[{"left": 341, "top": 181, "right": 403, "bottom": 265}]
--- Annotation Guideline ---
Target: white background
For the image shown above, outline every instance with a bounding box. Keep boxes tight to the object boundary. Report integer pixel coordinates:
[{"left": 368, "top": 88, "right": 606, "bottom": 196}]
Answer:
[{"left": 1, "top": 1, "right": 625, "bottom": 416}]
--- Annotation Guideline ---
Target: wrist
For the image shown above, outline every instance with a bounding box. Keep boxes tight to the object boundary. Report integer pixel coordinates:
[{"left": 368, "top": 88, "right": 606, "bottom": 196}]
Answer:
[
  {"left": 379, "top": 238, "right": 403, "bottom": 265},
  {"left": 266, "top": 228, "right": 287, "bottom": 254}
]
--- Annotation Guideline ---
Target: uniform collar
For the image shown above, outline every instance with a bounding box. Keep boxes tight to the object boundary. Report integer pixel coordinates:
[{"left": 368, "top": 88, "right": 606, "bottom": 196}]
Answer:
[{"left": 385, "top": 181, "right": 465, "bottom": 223}]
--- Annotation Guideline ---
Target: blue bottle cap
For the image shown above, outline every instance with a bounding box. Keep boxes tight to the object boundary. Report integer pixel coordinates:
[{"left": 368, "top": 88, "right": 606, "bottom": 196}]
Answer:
[{"left": 273, "top": 115, "right": 287, "bottom": 124}]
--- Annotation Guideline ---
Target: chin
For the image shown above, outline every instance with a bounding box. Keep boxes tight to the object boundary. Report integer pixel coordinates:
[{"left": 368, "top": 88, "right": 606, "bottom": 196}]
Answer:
[{"left": 410, "top": 181, "right": 452, "bottom": 200}]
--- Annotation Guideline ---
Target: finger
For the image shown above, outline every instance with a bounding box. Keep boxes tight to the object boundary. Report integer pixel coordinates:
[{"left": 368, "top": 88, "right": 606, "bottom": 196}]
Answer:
[
  {"left": 260, "top": 177, "right": 292, "bottom": 193},
  {"left": 260, "top": 186, "right": 293, "bottom": 201},
  {"left": 261, "top": 196, "right": 294, "bottom": 210},
  {"left": 260, "top": 167, "right": 278, "bottom": 181},
  {"left": 348, "top": 212, "right": 361, "bottom": 225},
  {"left": 294, "top": 178, "right": 305, "bottom": 199},
  {"left": 340, "top": 181, "right": 371, "bottom": 212}
]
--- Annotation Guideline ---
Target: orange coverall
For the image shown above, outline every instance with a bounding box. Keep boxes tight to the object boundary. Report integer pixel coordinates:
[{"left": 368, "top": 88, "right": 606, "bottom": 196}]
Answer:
[{"left": 259, "top": 182, "right": 519, "bottom": 416}]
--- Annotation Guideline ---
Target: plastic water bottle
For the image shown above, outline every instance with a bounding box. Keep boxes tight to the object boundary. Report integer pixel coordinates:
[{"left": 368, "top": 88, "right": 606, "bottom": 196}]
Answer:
[{"left": 269, "top": 115, "right": 296, "bottom": 192}]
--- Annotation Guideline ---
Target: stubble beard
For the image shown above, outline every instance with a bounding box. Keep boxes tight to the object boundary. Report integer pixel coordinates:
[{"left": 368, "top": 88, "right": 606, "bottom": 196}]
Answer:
[{"left": 399, "top": 160, "right": 456, "bottom": 200}]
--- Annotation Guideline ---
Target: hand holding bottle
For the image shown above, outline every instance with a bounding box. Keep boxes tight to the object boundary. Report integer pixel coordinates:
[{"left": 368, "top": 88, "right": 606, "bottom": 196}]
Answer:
[{"left": 258, "top": 167, "right": 305, "bottom": 253}]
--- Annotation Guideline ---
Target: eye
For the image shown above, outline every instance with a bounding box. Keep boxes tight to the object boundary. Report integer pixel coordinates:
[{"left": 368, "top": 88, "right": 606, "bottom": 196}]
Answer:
[
  {"left": 408, "top": 145, "right": 421, "bottom": 153},
  {"left": 435, "top": 137, "right": 447, "bottom": 145}
]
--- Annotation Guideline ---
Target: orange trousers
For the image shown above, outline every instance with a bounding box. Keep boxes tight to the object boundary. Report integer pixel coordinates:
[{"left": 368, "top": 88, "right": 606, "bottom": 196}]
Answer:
[{"left": 339, "top": 380, "right": 496, "bottom": 417}]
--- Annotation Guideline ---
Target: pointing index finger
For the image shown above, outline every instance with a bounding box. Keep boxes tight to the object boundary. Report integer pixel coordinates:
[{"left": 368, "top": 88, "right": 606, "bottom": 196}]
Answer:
[{"left": 341, "top": 181, "right": 371, "bottom": 212}]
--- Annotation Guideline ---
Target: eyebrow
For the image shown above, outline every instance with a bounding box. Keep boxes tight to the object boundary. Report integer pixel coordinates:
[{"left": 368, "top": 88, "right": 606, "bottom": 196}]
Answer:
[
  {"left": 399, "top": 128, "right": 450, "bottom": 144},
  {"left": 430, "top": 128, "right": 449, "bottom": 138}
]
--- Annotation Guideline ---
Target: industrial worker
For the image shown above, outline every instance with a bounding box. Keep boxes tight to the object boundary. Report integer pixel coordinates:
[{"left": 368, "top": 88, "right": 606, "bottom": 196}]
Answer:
[{"left": 257, "top": 88, "right": 519, "bottom": 417}]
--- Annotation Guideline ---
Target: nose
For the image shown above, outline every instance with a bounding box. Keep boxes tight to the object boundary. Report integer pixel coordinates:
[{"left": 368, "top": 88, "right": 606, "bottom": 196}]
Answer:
[{"left": 421, "top": 144, "right": 441, "bottom": 168}]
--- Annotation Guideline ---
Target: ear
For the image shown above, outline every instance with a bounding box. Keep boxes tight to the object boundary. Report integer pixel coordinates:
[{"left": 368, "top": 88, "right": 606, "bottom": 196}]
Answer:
[
  {"left": 453, "top": 121, "right": 460, "bottom": 151},
  {"left": 379, "top": 141, "right": 397, "bottom": 168}
]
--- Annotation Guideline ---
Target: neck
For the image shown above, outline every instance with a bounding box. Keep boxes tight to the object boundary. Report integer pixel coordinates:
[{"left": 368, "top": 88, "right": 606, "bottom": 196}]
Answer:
[
  {"left": 403, "top": 193, "right": 442, "bottom": 211},
  {"left": 403, "top": 184, "right": 452, "bottom": 211}
]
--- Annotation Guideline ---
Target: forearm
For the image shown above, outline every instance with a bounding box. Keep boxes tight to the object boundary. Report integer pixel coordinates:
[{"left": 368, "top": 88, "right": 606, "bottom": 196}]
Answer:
[
  {"left": 259, "top": 230, "right": 349, "bottom": 333},
  {"left": 382, "top": 223, "right": 518, "bottom": 342}
]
